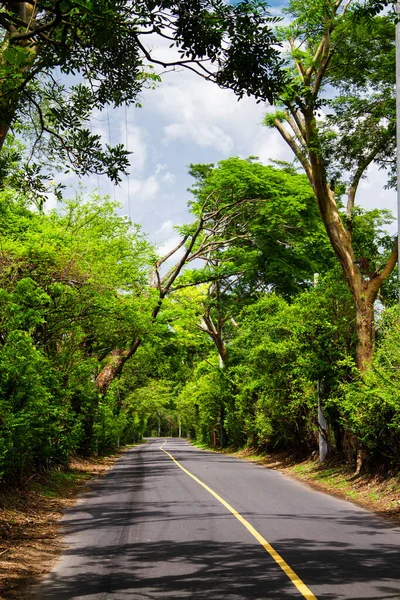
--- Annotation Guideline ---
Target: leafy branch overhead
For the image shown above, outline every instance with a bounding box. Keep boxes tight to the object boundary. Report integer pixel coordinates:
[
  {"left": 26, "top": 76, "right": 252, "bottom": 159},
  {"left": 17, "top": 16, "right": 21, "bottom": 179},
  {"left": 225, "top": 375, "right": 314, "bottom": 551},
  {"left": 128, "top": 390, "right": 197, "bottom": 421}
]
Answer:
[{"left": 0, "top": 0, "right": 284, "bottom": 182}]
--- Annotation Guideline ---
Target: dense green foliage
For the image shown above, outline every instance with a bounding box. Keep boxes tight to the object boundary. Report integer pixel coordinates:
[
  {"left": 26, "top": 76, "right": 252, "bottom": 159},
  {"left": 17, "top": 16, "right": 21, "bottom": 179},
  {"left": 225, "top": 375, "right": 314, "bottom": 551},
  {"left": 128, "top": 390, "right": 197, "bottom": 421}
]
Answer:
[
  {"left": 0, "top": 0, "right": 399, "bottom": 482},
  {"left": 263, "top": 0, "right": 398, "bottom": 371},
  {"left": 1, "top": 154, "right": 399, "bottom": 480},
  {"left": 338, "top": 309, "right": 400, "bottom": 461},
  {"left": 185, "top": 157, "right": 334, "bottom": 298},
  {"left": 174, "top": 271, "right": 400, "bottom": 468},
  {"left": 0, "top": 191, "right": 153, "bottom": 479}
]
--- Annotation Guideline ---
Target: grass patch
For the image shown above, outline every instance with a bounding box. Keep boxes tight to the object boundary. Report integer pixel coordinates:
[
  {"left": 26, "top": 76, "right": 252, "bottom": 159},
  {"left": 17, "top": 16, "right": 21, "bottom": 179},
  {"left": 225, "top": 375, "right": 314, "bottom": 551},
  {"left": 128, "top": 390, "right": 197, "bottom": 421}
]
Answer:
[
  {"left": 190, "top": 440, "right": 213, "bottom": 450},
  {"left": 31, "top": 469, "right": 92, "bottom": 499}
]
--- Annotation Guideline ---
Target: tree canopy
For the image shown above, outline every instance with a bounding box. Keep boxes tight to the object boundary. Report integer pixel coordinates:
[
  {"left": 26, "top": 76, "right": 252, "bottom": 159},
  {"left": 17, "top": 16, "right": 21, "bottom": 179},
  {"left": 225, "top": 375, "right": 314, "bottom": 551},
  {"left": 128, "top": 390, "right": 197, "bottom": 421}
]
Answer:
[{"left": 0, "top": 0, "right": 283, "bottom": 183}]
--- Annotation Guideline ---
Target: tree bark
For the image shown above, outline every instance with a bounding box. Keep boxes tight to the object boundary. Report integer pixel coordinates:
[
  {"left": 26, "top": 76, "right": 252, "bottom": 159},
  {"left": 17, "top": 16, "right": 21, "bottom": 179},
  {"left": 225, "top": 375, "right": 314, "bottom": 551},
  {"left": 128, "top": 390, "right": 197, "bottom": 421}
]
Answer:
[
  {"left": 271, "top": 8, "right": 399, "bottom": 373},
  {"left": 0, "top": 2, "right": 39, "bottom": 150},
  {"left": 354, "top": 293, "right": 375, "bottom": 371},
  {"left": 200, "top": 313, "right": 229, "bottom": 367},
  {"left": 0, "top": 122, "right": 9, "bottom": 153},
  {"left": 304, "top": 114, "right": 398, "bottom": 371},
  {"left": 95, "top": 339, "right": 141, "bottom": 395},
  {"left": 278, "top": 113, "right": 398, "bottom": 369}
]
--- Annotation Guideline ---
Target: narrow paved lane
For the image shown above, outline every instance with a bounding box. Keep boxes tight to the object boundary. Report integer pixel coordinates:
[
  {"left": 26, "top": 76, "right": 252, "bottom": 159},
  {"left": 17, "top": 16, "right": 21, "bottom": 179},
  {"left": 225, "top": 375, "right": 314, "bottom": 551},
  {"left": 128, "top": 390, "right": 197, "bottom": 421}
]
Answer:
[{"left": 34, "top": 438, "right": 400, "bottom": 599}]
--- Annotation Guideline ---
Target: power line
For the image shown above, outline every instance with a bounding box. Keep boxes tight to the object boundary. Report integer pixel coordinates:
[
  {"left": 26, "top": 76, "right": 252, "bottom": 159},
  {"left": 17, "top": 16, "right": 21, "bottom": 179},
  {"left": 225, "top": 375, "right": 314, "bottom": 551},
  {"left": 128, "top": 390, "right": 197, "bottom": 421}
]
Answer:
[
  {"left": 124, "top": 103, "right": 131, "bottom": 220},
  {"left": 106, "top": 105, "right": 116, "bottom": 201},
  {"left": 89, "top": 116, "right": 102, "bottom": 196}
]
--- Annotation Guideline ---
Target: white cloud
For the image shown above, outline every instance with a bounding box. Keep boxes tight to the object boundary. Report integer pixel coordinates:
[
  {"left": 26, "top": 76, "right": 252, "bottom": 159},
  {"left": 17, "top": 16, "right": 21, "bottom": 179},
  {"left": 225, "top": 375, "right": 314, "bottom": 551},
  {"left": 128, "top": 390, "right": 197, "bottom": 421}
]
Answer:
[
  {"left": 155, "top": 163, "right": 167, "bottom": 175},
  {"left": 163, "top": 122, "right": 234, "bottom": 154},
  {"left": 123, "top": 124, "right": 148, "bottom": 173},
  {"left": 89, "top": 109, "right": 109, "bottom": 142},
  {"left": 61, "top": 33, "right": 396, "bottom": 243},
  {"left": 154, "top": 164, "right": 176, "bottom": 184},
  {"left": 143, "top": 69, "right": 270, "bottom": 158},
  {"left": 156, "top": 219, "right": 175, "bottom": 234},
  {"left": 251, "top": 128, "right": 294, "bottom": 165},
  {"left": 130, "top": 175, "right": 160, "bottom": 203},
  {"left": 116, "top": 174, "right": 160, "bottom": 209},
  {"left": 358, "top": 165, "right": 397, "bottom": 233},
  {"left": 157, "top": 231, "right": 185, "bottom": 264},
  {"left": 43, "top": 191, "right": 59, "bottom": 213},
  {"left": 162, "top": 171, "right": 175, "bottom": 184}
]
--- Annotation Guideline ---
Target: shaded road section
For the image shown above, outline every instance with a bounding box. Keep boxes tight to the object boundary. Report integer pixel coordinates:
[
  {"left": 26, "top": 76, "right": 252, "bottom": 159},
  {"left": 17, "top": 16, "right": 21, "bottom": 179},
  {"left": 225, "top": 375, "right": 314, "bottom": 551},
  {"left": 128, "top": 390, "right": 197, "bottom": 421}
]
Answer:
[{"left": 34, "top": 438, "right": 400, "bottom": 599}]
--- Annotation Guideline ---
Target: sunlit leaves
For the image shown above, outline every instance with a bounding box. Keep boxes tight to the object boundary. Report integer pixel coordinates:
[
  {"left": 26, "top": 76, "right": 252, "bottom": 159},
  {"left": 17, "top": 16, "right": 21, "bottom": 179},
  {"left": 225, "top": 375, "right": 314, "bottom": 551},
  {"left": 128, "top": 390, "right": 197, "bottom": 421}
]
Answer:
[
  {"left": 0, "top": 0, "right": 284, "bottom": 180},
  {"left": 0, "top": 192, "right": 155, "bottom": 478}
]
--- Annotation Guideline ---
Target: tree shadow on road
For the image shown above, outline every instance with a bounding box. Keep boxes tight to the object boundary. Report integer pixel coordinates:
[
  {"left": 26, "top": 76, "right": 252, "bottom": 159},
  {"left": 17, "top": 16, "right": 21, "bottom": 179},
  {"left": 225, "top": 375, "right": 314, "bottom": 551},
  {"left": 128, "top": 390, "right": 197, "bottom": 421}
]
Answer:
[
  {"left": 30, "top": 442, "right": 400, "bottom": 600},
  {"left": 32, "top": 533, "right": 400, "bottom": 600}
]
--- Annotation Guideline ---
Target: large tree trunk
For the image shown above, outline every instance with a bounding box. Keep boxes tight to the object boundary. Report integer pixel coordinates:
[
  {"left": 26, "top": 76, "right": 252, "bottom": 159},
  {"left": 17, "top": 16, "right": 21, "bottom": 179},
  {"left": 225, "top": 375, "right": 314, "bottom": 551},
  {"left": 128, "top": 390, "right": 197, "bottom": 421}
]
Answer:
[
  {"left": 354, "top": 294, "right": 375, "bottom": 372},
  {"left": 305, "top": 124, "right": 397, "bottom": 372},
  {"left": 272, "top": 16, "right": 399, "bottom": 374},
  {"left": 0, "top": 2, "right": 38, "bottom": 151},
  {"left": 201, "top": 313, "right": 229, "bottom": 367},
  {"left": 0, "top": 123, "right": 9, "bottom": 153},
  {"left": 95, "top": 339, "right": 141, "bottom": 395}
]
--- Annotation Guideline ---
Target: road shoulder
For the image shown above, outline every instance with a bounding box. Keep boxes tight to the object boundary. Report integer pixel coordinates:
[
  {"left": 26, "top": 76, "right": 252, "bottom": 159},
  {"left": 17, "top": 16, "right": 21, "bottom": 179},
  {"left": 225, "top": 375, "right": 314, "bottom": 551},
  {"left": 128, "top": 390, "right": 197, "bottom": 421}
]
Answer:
[{"left": 190, "top": 442, "right": 400, "bottom": 525}]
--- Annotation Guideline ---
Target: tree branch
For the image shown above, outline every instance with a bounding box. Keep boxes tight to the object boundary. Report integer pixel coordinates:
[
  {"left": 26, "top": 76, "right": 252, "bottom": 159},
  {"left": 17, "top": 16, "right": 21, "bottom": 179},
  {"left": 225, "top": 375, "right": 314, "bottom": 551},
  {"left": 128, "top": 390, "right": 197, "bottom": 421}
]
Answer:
[
  {"left": 274, "top": 117, "right": 313, "bottom": 182},
  {"left": 289, "top": 37, "right": 305, "bottom": 81},
  {"left": 368, "top": 239, "right": 398, "bottom": 298},
  {"left": 346, "top": 146, "right": 387, "bottom": 227},
  {"left": 134, "top": 34, "right": 214, "bottom": 79}
]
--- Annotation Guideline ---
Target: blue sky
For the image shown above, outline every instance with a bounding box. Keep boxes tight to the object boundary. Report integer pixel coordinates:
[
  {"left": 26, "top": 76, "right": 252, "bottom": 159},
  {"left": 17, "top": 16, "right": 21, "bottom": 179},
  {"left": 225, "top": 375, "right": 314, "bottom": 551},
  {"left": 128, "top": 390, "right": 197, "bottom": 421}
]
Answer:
[{"left": 58, "top": 1, "right": 396, "bottom": 257}]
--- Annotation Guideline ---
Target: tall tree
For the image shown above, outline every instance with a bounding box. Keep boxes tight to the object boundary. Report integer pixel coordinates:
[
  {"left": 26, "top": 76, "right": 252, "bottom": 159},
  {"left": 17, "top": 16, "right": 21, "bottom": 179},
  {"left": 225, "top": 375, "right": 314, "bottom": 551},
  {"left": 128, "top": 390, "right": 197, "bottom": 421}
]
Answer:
[
  {"left": 94, "top": 179, "right": 258, "bottom": 394},
  {"left": 94, "top": 157, "right": 329, "bottom": 395},
  {"left": 0, "top": 191, "right": 154, "bottom": 474},
  {"left": 186, "top": 158, "right": 333, "bottom": 300},
  {"left": 264, "top": 0, "right": 397, "bottom": 370}
]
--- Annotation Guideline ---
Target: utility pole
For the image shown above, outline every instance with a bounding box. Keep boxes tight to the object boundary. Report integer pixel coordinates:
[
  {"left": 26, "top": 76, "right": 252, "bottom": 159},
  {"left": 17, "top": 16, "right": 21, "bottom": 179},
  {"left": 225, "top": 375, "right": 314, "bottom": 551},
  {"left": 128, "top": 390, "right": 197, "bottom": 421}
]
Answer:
[
  {"left": 317, "top": 381, "right": 328, "bottom": 463},
  {"left": 397, "top": 2, "right": 400, "bottom": 303},
  {"left": 314, "top": 273, "right": 328, "bottom": 462}
]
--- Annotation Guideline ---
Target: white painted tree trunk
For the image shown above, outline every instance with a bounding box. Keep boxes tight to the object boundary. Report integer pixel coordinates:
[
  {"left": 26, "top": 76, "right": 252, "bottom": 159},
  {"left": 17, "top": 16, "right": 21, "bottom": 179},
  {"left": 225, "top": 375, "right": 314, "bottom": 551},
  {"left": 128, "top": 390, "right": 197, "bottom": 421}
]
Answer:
[{"left": 318, "top": 381, "right": 328, "bottom": 463}]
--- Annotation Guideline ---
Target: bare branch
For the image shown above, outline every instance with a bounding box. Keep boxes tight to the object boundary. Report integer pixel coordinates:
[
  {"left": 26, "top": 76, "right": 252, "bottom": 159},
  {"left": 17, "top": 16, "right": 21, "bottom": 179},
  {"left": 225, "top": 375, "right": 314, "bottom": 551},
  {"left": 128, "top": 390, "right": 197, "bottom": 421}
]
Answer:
[
  {"left": 340, "top": 0, "right": 353, "bottom": 16},
  {"left": 285, "top": 111, "right": 307, "bottom": 151},
  {"left": 273, "top": 117, "right": 313, "bottom": 183},
  {"left": 369, "top": 239, "right": 398, "bottom": 297},
  {"left": 152, "top": 235, "right": 189, "bottom": 275},
  {"left": 134, "top": 34, "right": 214, "bottom": 79},
  {"left": 289, "top": 37, "right": 305, "bottom": 81},
  {"left": 312, "top": 42, "right": 337, "bottom": 96},
  {"left": 169, "top": 272, "right": 231, "bottom": 293}
]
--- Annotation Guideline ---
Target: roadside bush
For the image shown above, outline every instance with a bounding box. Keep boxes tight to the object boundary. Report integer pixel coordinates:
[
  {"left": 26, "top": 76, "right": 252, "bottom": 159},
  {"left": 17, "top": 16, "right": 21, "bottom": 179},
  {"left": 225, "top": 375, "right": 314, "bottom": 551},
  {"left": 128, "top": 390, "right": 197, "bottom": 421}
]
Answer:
[{"left": 337, "top": 308, "right": 400, "bottom": 462}]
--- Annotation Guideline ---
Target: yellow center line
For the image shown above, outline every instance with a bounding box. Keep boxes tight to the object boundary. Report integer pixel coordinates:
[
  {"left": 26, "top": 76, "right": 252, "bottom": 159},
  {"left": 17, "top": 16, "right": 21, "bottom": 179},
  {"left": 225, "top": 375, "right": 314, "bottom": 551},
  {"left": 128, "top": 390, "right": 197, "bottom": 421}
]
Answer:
[{"left": 160, "top": 441, "right": 317, "bottom": 600}]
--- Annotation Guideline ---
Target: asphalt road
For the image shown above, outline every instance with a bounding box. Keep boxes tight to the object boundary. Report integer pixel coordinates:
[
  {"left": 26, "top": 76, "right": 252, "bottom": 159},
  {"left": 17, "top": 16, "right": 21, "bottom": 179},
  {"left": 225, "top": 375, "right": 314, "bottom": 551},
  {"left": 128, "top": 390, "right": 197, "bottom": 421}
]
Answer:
[{"left": 34, "top": 438, "right": 400, "bottom": 600}]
